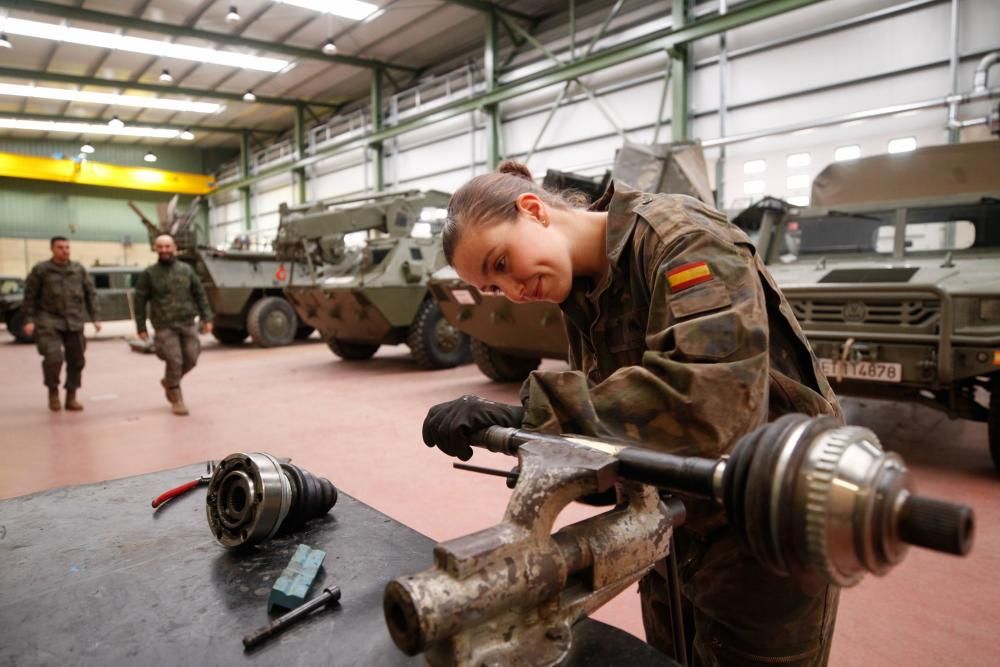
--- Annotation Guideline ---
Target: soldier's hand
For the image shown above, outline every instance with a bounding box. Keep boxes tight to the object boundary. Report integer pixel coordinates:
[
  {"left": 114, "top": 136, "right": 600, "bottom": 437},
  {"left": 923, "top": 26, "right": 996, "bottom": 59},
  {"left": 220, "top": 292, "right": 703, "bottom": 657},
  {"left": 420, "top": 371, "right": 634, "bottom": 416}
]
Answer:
[
  {"left": 201, "top": 322, "right": 214, "bottom": 335},
  {"left": 93, "top": 321, "right": 103, "bottom": 333},
  {"left": 23, "top": 322, "right": 35, "bottom": 337},
  {"left": 422, "top": 395, "right": 525, "bottom": 461},
  {"left": 138, "top": 331, "right": 149, "bottom": 342}
]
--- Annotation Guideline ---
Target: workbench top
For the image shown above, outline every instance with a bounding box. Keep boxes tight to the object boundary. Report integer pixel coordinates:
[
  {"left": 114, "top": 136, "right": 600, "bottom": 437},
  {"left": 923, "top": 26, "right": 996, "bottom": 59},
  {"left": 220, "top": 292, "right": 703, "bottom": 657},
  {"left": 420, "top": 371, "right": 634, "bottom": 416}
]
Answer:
[{"left": 0, "top": 464, "right": 671, "bottom": 666}]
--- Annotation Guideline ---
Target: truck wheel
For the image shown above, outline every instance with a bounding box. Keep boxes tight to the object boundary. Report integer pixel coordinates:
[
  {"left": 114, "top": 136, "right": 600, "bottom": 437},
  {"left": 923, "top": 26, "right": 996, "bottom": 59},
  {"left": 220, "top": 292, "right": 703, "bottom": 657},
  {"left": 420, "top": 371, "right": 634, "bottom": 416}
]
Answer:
[
  {"left": 6, "top": 310, "right": 34, "bottom": 344},
  {"left": 247, "top": 297, "right": 297, "bottom": 348},
  {"left": 294, "top": 325, "right": 315, "bottom": 340},
  {"left": 407, "top": 299, "right": 470, "bottom": 370},
  {"left": 471, "top": 338, "right": 541, "bottom": 382},
  {"left": 327, "top": 338, "right": 380, "bottom": 360},
  {"left": 989, "top": 381, "right": 1000, "bottom": 475},
  {"left": 212, "top": 326, "right": 248, "bottom": 345}
]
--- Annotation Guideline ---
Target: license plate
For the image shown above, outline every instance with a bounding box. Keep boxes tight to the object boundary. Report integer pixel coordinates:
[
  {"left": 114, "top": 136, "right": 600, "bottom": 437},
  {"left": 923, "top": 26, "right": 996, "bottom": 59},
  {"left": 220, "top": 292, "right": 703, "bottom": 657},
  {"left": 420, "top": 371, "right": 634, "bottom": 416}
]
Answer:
[
  {"left": 450, "top": 289, "right": 478, "bottom": 305},
  {"left": 819, "top": 358, "right": 902, "bottom": 383}
]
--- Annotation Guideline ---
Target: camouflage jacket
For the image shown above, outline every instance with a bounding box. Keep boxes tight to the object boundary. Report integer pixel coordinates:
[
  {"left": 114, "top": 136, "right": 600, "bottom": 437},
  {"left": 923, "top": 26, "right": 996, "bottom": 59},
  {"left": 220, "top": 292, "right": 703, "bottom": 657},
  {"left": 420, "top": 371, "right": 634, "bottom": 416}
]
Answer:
[
  {"left": 22, "top": 260, "right": 100, "bottom": 332},
  {"left": 134, "top": 260, "right": 212, "bottom": 333},
  {"left": 520, "top": 182, "right": 842, "bottom": 462}
]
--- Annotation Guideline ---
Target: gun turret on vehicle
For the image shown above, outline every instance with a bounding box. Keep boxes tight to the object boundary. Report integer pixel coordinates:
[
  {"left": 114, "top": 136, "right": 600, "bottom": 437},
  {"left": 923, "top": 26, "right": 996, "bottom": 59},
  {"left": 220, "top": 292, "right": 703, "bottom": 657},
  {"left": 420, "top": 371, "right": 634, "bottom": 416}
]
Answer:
[
  {"left": 127, "top": 196, "right": 313, "bottom": 347},
  {"left": 277, "top": 190, "right": 471, "bottom": 369}
]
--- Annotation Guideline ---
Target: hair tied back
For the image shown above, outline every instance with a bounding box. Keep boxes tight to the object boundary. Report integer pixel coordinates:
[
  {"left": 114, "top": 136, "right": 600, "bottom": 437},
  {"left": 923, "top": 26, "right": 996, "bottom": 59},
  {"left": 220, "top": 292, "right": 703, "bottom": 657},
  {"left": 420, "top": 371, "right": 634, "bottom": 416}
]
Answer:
[{"left": 497, "top": 159, "right": 533, "bottom": 182}]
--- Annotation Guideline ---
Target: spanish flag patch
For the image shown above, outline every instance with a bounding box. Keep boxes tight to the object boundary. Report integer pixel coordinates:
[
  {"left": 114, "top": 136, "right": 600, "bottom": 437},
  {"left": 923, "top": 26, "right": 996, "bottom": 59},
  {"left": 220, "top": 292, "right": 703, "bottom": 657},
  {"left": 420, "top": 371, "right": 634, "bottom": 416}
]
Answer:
[{"left": 667, "top": 261, "right": 713, "bottom": 293}]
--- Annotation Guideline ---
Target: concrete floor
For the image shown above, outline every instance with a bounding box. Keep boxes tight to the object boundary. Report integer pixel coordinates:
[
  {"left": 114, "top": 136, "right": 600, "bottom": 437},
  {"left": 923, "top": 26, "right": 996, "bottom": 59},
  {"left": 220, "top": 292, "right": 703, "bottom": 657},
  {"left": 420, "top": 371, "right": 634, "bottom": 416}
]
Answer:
[{"left": 0, "top": 321, "right": 996, "bottom": 665}]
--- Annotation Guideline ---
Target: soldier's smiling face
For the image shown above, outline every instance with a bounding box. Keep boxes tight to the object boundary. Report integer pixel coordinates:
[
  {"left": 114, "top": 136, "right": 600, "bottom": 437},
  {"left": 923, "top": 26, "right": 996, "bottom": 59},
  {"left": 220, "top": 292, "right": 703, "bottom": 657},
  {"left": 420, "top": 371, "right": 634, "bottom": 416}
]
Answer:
[
  {"left": 51, "top": 240, "right": 71, "bottom": 264},
  {"left": 154, "top": 235, "right": 177, "bottom": 261},
  {"left": 451, "top": 194, "right": 573, "bottom": 304}
]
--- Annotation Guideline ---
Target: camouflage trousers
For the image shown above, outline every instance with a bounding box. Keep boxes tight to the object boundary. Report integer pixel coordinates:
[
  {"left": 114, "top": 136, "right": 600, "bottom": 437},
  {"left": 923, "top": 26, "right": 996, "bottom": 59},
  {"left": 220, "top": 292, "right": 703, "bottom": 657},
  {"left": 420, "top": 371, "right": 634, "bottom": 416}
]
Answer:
[
  {"left": 154, "top": 324, "right": 201, "bottom": 389},
  {"left": 35, "top": 328, "right": 86, "bottom": 391},
  {"left": 639, "top": 524, "right": 840, "bottom": 666}
]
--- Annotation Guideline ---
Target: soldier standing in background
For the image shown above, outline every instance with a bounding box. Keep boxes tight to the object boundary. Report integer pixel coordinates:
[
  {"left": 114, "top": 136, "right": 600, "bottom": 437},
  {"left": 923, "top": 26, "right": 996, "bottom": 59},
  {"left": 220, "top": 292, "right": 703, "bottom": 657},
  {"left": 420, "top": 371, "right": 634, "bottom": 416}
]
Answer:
[
  {"left": 22, "top": 236, "right": 103, "bottom": 412},
  {"left": 134, "top": 234, "right": 213, "bottom": 416}
]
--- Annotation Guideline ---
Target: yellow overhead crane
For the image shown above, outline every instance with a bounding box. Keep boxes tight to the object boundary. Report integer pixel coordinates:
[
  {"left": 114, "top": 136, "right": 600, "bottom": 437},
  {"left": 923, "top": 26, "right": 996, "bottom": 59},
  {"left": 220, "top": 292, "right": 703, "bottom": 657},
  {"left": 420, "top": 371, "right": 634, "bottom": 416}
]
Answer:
[{"left": 0, "top": 151, "right": 214, "bottom": 195}]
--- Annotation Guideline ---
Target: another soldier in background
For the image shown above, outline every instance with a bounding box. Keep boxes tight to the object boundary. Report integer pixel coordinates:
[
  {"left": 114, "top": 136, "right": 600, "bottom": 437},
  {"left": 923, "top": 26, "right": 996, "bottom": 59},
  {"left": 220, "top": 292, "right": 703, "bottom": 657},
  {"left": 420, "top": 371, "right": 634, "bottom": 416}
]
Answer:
[
  {"left": 134, "top": 234, "right": 213, "bottom": 416},
  {"left": 22, "top": 236, "right": 102, "bottom": 412}
]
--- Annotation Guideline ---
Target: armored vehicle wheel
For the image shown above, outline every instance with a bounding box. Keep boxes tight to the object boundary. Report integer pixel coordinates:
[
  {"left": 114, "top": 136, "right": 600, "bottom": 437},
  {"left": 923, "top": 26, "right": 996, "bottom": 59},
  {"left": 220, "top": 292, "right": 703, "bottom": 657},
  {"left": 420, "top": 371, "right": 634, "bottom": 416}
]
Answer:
[
  {"left": 294, "top": 324, "right": 315, "bottom": 340},
  {"left": 408, "top": 299, "right": 470, "bottom": 370},
  {"left": 989, "top": 381, "right": 1000, "bottom": 474},
  {"left": 328, "top": 338, "right": 380, "bottom": 360},
  {"left": 212, "top": 326, "right": 248, "bottom": 345},
  {"left": 6, "top": 309, "right": 34, "bottom": 344},
  {"left": 470, "top": 338, "right": 541, "bottom": 382},
  {"left": 247, "top": 297, "right": 298, "bottom": 348}
]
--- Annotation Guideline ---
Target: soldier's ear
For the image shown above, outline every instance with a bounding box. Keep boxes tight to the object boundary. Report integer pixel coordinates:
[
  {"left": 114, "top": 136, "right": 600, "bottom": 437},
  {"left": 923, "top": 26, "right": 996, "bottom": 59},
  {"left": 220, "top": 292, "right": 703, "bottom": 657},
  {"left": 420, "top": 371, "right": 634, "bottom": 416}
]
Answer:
[{"left": 514, "top": 193, "right": 548, "bottom": 226}]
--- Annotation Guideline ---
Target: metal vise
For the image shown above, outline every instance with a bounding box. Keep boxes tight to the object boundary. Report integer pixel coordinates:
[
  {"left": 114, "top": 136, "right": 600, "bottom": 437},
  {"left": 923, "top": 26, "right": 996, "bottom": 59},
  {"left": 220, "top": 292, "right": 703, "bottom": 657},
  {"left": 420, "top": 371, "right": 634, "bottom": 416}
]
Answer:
[{"left": 383, "top": 438, "right": 680, "bottom": 667}]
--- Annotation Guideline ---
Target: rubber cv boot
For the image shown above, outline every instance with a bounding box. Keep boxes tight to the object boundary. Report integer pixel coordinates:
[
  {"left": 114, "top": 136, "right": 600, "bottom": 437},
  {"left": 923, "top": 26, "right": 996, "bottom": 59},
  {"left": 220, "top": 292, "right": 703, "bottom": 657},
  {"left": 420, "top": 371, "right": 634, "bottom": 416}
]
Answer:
[
  {"left": 64, "top": 391, "right": 83, "bottom": 411},
  {"left": 48, "top": 389, "right": 61, "bottom": 412},
  {"left": 171, "top": 387, "right": 189, "bottom": 416}
]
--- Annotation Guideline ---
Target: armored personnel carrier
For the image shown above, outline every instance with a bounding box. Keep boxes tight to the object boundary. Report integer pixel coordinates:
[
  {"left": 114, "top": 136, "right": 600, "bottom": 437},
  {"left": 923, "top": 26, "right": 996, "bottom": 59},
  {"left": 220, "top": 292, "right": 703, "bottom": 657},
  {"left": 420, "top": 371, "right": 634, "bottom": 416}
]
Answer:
[
  {"left": 747, "top": 141, "right": 1000, "bottom": 471},
  {"left": 431, "top": 141, "right": 715, "bottom": 382},
  {"left": 275, "top": 190, "right": 470, "bottom": 369},
  {"left": 129, "top": 197, "right": 312, "bottom": 347}
]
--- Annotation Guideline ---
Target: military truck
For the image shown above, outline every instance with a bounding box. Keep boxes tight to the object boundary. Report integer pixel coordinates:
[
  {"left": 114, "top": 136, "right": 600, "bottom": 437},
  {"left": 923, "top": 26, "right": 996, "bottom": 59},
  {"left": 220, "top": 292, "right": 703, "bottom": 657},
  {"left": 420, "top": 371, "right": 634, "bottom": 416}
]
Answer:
[
  {"left": 747, "top": 141, "right": 1000, "bottom": 471},
  {"left": 275, "top": 190, "right": 470, "bottom": 369},
  {"left": 128, "top": 197, "right": 313, "bottom": 347},
  {"left": 431, "top": 141, "right": 715, "bottom": 382}
]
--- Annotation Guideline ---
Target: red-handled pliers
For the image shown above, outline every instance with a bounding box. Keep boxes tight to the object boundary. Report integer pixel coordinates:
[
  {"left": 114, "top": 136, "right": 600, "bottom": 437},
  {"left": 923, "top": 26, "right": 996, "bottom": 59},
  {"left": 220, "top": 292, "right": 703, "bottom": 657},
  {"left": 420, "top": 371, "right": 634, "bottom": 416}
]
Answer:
[{"left": 152, "top": 461, "right": 215, "bottom": 509}]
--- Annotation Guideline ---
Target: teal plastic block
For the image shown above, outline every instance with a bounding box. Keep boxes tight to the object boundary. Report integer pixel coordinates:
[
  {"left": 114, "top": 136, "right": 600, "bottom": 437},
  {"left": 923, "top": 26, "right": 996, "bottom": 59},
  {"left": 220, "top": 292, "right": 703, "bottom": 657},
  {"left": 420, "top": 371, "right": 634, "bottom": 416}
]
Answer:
[{"left": 267, "top": 544, "right": 327, "bottom": 612}]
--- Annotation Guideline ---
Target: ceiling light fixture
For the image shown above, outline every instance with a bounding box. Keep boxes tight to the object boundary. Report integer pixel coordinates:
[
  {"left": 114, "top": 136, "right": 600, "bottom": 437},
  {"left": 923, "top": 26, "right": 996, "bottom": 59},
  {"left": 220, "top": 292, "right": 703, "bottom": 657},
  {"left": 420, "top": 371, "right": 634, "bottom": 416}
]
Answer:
[
  {"left": 159, "top": 68, "right": 173, "bottom": 83},
  {"left": 108, "top": 115, "right": 125, "bottom": 128},
  {"left": 276, "top": 0, "right": 378, "bottom": 21},
  {"left": 80, "top": 143, "right": 95, "bottom": 154},
  {"left": 0, "top": 83, "right": 221, "bottom": 114},
  {"left": 143, "top": 151, "right": 158, "bottom": 163},
  {"left": 225, "top": 6, "right": 241, "bottom": 24},
  {"left": 242, "top": 90, "right": 257, "bottom": 102},
  {"left": 179, "top": 128, "right": 195, "bottom": 141},
  {"left": 322, "top": 39, "right": 337, "bottom": 55},
  {"left": 4, "top": 17, "right": 288, "bottom": 72},
  {"left": 0, "top": 118, "right": 189, "bottom": 139},
  {"left": 0, "top": 33, "right": 11, "bottom": 49}
]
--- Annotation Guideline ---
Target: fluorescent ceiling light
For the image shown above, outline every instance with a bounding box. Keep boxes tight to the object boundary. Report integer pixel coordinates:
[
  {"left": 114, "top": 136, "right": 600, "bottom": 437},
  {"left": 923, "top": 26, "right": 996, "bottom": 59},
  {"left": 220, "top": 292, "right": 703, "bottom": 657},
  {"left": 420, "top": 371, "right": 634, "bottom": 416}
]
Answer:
[
  {"left": 0, "top": 118, "right": 192, "bottom": 139},
  {"left": 5, "top": 17, "right": 289, "bottom": 73},
  {"left": 277, "top": 0, "right": 379, "bottom": 21},
  {"left": 80, "top": 143, "right": 95, "bottom": 154},
  {"left": 144, "top": 151, "right": 158, "bottom": 163},
  {"left": 0, "top": 83, "right": 221, "bottom": 114}
]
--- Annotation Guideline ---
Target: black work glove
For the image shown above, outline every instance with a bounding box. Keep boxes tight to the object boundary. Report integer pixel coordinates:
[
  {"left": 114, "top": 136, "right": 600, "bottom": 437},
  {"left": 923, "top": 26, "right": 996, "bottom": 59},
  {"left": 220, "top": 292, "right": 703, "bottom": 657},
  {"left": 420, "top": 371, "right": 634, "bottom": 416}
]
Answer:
[{"left": 422, "top": 395, "right": 525, "bottom": 461}]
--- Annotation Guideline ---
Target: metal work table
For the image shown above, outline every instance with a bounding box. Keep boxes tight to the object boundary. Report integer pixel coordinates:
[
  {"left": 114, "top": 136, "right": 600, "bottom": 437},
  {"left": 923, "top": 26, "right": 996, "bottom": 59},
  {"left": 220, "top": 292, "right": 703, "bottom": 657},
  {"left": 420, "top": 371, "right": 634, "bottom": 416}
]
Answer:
[{"left": 0, "top": 464, "right": 671, "bottom": 666}]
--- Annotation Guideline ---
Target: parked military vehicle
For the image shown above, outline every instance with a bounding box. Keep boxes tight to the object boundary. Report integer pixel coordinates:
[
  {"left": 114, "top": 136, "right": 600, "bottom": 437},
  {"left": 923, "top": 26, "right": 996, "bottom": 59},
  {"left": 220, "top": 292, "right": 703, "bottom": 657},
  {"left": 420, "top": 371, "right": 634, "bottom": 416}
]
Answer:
[
  {"left": 275, "top": 190, "right": 470, "bottom": 368},
  {"left": 746, "top": 141, "right": 1000, "bottom": 471},
  {"left": 432, "top": 141, "right": 715, "bottom": 381},
  {"left": 129, "top": 197, "right": 312, "bottom": 347},
  {"left": 1, "top": 276, "right": 28, "bottom": 342}
]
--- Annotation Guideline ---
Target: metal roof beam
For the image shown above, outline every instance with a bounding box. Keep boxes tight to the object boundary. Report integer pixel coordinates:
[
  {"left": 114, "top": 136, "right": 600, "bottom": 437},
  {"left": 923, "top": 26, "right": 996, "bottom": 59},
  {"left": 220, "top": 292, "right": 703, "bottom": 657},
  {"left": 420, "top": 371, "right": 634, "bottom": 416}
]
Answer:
[
  {"left": 0, "top": 0, "right": 419, "bottom": 73},
  {"left": 216, "top": 0, "right": 827, "bottom": 193},
  {"left": 0, "top": 110, "right": 282, "bottom": 135},
  {"left": 0, "top": 65, "right": 341, "bottom": 109},
  {"left": 439, "top": 0, "right": 537, "bottom": 23}
]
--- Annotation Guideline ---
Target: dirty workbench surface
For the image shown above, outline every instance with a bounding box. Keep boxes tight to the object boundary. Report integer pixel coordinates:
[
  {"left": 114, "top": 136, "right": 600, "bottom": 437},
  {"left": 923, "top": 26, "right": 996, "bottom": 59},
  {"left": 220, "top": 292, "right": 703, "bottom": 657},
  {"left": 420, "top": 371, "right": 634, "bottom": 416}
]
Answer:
[{"left": 0, "top": 464, "right": 671, "bottom": 666}]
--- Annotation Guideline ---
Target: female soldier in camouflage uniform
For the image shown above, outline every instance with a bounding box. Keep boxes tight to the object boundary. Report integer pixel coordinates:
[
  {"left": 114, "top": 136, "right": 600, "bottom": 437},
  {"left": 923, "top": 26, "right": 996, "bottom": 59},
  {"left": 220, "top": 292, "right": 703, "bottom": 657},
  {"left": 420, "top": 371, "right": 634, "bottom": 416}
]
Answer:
[{"left": 422, "top": 161, "right": 844, "bottom": 665}]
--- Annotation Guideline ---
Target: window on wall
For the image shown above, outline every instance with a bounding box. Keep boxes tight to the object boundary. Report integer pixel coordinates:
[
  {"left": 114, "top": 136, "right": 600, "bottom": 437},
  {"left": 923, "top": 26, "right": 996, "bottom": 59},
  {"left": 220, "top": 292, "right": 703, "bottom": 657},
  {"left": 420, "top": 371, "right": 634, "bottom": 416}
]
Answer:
[
  {"left": 787, "top": 195, "right": 810, "bottom": 207},
  {"left": 743, "top": 159, "right": 766, "bottom": 175},
  {"left": 786, "top": 174, "right": 810, "bottom": 190},
  {"left": 786, "top": 152, "right": 811, "bottom": 168},
  {"left": 888, "top": 137, "right": 917, "bottom": 154},
  {"left": 835, "top": 145, "right": 861, "bottom": 161},
  {"left": 743, "top": 180, "right": 766, "bottom": 195}
]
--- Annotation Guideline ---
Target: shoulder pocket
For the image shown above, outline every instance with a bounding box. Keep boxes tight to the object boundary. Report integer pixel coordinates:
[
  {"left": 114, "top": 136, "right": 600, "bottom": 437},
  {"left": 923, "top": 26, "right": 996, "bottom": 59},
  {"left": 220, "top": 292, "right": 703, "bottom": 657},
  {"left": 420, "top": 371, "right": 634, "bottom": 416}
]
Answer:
[{"left": 669, "top": 281, "right": 732, "bottom": 319}]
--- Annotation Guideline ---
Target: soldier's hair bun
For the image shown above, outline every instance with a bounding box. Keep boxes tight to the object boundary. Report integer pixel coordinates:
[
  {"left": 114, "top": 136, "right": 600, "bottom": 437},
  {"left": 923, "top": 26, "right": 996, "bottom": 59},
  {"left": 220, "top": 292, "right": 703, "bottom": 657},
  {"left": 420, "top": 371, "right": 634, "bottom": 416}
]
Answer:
[{"left": 497, "top": 160, "right": 533, "bottom": 181}]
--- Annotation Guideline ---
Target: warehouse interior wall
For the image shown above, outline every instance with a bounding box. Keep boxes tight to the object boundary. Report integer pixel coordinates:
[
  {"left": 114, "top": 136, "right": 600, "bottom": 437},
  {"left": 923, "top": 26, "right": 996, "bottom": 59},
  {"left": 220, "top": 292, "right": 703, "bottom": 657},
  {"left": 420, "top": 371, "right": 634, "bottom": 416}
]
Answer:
[{"left": 207, "top": 0, "right": 999, "bottom": 247}]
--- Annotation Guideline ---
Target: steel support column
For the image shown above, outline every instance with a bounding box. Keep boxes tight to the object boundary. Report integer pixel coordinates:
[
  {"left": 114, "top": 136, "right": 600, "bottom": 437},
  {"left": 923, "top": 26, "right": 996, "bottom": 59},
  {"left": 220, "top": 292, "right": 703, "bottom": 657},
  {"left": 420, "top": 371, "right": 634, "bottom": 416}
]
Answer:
[
  {"left": 485, "top": 9, "right": 502, "bottom": 170},
  {"left": 293, "top": 104, "right": 307, "bottom": 205},
  {"left": 240, "top": 132, "right": 252, "bottom": 232},
  {"left": 670, "top": 0, "right": 690, "bottom": 141},
  {"left": 371, "top": 70, "right": 385, "bottom": 192}
]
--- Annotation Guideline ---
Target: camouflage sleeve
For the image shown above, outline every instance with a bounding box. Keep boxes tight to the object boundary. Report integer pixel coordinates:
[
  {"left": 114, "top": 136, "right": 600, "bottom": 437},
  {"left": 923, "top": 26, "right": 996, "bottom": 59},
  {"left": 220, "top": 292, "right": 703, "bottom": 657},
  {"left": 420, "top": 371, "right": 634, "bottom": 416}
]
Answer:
[
  {"left": 81, "top": 267, "right": 100, "bottom": 321},
  {"left": 521, "top": 231, "right": 770, "bottom": 458},
  {"left": 21, "top": 266, "right": 40, "bottom": 323},
  {"left": 190, "top": 268, "right": 213, "bottom": 322},
  {"left": 134, "top": 269, "right": 150, "bottom": 333}
]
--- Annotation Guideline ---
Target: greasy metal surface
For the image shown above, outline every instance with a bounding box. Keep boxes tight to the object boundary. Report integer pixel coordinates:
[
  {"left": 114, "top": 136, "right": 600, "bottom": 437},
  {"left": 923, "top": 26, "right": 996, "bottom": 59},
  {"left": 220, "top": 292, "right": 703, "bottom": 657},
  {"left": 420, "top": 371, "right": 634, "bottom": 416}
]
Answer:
[
  {"left": 386, "top": 440, "right": 675, "bottom": 666},
  {"left": 0, "top": 464, "right": 667, "bottom": 667}
]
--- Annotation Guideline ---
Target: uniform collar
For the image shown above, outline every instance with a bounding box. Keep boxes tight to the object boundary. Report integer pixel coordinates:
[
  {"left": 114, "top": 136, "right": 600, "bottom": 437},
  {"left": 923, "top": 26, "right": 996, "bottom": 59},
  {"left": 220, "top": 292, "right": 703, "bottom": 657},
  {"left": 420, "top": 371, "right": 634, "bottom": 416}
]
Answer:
[{"left": 585, "top": 180, "right": 651, "bottom": 296}]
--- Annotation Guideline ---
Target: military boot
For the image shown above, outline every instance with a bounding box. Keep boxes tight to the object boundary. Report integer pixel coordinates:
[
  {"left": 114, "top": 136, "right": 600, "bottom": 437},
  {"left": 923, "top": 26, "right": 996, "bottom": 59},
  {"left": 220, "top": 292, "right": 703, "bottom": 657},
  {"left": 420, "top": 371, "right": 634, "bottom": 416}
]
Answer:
[
  {"left": 48, "top": 389, "right": 61, "bottom": 412},
  {"left": 64, "top": 391, "right": 84, "bottom": 411},
  {"left": 171, "top": 387, "right": 190, "bottom": 416},
  {"left": 160, "top": 378, "right": 174, "bottom": 405}
]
